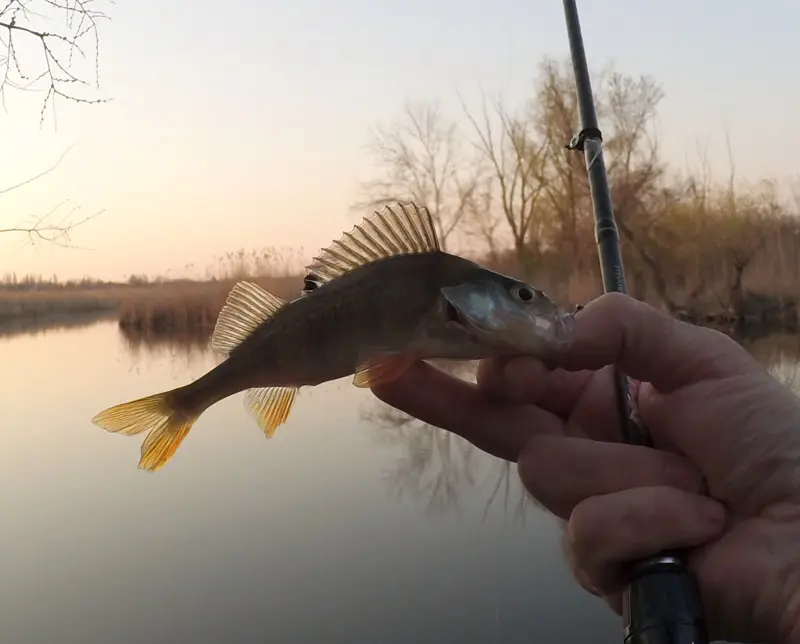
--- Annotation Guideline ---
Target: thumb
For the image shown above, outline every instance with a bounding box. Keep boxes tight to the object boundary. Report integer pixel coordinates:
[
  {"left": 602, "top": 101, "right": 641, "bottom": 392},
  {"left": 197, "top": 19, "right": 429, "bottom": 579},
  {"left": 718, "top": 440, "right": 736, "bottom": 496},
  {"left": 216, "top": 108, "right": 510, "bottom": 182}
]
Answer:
[{"left": 553, "top": 293, "right": 758, "bottom": 392}]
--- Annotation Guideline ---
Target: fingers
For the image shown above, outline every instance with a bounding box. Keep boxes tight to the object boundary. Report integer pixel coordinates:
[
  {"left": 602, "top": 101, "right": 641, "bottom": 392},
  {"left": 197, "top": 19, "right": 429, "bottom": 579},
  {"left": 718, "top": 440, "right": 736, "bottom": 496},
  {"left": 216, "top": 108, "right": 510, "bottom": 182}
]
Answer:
[
  {"left": 566, "top": 486, "right": 727, "bottom": 596},
  {"left": 555, "top": 293, "right": 757, "bottom": 392},
  {"left": 478, "top": 358, "right": 626, "bottom": 442},
  {"left": 476, "top": 356, "right": 591, "bottom": 416},
  {"left": 371, "top": 361, "right": 563, "bottom": 462},
  {"left": 517, "top": 435, "right": 705, "bottom": 519}
]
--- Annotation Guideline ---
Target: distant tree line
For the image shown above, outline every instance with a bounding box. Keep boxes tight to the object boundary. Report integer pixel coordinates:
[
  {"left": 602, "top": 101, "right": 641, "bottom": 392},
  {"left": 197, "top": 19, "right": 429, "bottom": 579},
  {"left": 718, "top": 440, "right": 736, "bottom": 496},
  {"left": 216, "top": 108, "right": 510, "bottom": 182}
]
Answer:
[{"left": 357, "top": 57, "right": 800, "bottom": 322}]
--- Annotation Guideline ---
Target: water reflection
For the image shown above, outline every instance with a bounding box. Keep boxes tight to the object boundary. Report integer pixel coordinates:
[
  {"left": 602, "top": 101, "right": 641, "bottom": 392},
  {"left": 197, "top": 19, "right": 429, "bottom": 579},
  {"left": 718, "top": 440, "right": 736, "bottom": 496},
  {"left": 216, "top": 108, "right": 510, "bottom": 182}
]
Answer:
[
  {"left": 4, "top": 318, "right": 799, "bottom": 644},
  {"left": 5, "top": 320, "right": 621, "bottom": 644},
  {"left": 0, "top": 310, "right": 113, "bottom": 339},
  {"left": 359, "top": 327, "right": 800, "bottom": 520},
  {"left": 118, "top": 324, "right": 214, "bottom": 369},
  {"left": 363, "top": 360, "right": 532, "bottom": 523}
]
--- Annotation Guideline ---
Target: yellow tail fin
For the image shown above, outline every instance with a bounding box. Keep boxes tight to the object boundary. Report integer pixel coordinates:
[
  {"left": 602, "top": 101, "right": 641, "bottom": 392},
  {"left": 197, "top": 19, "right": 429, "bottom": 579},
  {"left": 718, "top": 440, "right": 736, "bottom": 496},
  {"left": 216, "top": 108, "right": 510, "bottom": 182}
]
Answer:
[{"left": 91, "top": 391, "right": 198, "bottom": 472}]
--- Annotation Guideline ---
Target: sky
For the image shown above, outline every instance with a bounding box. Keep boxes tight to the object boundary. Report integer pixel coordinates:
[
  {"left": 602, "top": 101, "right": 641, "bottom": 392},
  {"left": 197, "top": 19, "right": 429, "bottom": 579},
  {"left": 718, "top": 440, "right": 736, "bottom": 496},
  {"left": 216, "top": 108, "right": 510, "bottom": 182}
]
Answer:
[{"left": 0, "top": 0, "right": 798, "bottom": 282}]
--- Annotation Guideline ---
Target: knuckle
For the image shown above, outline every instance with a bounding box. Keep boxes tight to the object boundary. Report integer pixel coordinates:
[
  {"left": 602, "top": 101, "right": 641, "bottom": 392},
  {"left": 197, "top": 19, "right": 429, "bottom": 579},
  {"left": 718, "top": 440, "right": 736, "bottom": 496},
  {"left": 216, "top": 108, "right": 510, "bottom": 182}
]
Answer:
[
  {"left": 590, "top": 291, "right": 631, "bottom": 318},
  {"left": 600, "top": 291, "right": 630, "bottom": 308},
  {"left": 566, "top": 496, "right": 606, "bottom": 562}
]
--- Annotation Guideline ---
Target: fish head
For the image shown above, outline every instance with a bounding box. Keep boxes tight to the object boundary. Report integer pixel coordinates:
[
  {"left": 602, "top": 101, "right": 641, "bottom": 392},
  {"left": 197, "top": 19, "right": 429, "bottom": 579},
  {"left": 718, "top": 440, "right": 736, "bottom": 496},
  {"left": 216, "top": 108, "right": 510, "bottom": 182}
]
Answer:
[{"left": 439, "top": 272, "right": 574, "bottom": 356}]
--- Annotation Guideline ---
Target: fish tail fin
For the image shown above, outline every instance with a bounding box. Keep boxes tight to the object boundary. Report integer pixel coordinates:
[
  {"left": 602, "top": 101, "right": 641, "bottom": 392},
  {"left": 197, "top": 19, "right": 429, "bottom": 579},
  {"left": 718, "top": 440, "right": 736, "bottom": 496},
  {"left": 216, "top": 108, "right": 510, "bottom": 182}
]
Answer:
[{"left": 91, "top": 388, "right": 200, "bottom": 472}]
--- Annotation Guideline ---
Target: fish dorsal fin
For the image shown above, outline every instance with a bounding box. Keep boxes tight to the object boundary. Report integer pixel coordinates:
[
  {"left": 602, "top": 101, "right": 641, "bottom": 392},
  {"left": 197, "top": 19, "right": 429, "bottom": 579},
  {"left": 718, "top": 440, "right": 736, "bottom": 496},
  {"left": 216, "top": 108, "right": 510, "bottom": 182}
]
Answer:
[
  {"left": 304, "top": 202, "right": 439, "bottom": 287},
  {"left": 210, "top": 281, "right": 287, "bottom": 355}
]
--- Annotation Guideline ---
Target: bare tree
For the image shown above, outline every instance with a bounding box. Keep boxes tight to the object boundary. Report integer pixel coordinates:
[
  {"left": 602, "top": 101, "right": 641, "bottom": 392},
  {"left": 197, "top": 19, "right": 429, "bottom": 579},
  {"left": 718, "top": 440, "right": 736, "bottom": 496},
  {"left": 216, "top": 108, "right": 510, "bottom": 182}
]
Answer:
[
  {"left": 531, "top": 58, "right": 679, "bottom": 304},
  {"left": 533, "top": 57, "right": 594, "bottom": 273},
  {"left": 715, "top": 140, "right": 782, "bottom": 318},
  {"left": 357, "top": 57, "right": 798, "bottom": 320},
  {"left": 356, "top": 99, "right": 482, "bottom": 251},
  {"left": 599, "top": 71, "right": 675, "bottom": 308},
  {"left": 461, "top": 92, "right": 549, "bottom": 278},
  {"left": 460, "top": 175, "right": 502, "bottom": 264}
]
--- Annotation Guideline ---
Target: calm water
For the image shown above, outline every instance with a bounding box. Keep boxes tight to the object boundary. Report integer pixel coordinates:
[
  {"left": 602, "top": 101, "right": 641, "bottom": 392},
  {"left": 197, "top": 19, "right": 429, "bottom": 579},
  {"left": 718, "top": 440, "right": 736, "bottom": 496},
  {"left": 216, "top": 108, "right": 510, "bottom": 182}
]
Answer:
[{"left": 2, "top": 320, "right": 799, "bottom": 644}]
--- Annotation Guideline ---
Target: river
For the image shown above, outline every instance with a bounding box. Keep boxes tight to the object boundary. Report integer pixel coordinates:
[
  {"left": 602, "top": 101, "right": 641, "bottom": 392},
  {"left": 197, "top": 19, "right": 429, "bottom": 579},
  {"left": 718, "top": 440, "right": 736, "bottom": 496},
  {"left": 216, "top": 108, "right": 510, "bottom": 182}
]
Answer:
[{"left": 2, "top": 319, "right": 798, "bottom": 644}]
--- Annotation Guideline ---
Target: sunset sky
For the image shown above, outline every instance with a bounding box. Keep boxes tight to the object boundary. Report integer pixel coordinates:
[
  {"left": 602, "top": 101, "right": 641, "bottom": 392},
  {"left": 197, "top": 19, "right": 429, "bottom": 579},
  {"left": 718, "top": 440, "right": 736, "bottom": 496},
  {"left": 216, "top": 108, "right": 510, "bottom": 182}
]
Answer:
[{"left": 1, "top": 0, "right": 797, "bottom": 282}]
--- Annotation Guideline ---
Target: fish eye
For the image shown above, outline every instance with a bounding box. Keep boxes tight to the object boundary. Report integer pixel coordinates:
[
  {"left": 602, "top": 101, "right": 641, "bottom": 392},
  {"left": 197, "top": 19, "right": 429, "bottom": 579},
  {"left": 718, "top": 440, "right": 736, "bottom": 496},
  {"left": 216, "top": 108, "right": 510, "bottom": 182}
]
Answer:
[{"left": 513, "top": 284, "right": 535, "bottom": 302}]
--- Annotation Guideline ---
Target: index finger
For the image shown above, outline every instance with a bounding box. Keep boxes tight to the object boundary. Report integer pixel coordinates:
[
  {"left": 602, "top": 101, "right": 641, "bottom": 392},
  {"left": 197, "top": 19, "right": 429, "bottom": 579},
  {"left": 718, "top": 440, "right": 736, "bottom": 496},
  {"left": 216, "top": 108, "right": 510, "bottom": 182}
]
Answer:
[
  {"left": 370, "top": 361, "right": 564, "bottom": 462},
  {"left": 555, "top": 293, "right": 759, "bottom": 392}
]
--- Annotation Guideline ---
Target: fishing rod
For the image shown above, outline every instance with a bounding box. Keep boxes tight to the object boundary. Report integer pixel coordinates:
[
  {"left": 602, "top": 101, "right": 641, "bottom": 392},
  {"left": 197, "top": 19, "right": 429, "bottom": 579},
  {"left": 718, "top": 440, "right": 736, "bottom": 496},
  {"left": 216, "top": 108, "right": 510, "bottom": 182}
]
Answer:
[{"left": 559, "top": 2, "right": 709, "bottom": 643}]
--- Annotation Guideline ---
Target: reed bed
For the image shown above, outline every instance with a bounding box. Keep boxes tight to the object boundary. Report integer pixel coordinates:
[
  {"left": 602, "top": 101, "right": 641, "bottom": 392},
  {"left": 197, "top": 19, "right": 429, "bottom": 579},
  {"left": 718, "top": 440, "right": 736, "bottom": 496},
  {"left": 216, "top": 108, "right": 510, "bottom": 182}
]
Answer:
[{"left": 116, "top": 275, "right": 302, "bottom": 339}]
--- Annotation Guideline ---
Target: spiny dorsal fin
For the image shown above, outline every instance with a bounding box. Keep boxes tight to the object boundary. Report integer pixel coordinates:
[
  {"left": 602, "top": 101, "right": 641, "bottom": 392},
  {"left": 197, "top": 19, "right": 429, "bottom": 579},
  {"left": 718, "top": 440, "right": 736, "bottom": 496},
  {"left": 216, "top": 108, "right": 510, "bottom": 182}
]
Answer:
[
  {"left": 244, "top": 386, "right": 298, "bottom": 437},
  {"left": 210, "top": 281, "right": 287, "bottom": 355},
  {"left": 304, "top": 202, "right": 439, "bottom": 287}
]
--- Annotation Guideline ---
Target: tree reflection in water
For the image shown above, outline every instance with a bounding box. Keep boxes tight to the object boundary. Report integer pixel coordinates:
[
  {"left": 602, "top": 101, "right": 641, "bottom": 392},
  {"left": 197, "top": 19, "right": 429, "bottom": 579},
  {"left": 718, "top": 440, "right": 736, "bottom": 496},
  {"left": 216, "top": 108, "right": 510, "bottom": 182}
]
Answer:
[
  {"left": 364, "top": 359, "right": 532, "bottom": 522},
  {"left": 363, "top": 331, "right": 800, "bottom": 519},
  {"left": 118, "top": 326, "right": 217, "bottom": 374},
  {"left": 110, "top": 320, "right": 800, "bottom": 520}
]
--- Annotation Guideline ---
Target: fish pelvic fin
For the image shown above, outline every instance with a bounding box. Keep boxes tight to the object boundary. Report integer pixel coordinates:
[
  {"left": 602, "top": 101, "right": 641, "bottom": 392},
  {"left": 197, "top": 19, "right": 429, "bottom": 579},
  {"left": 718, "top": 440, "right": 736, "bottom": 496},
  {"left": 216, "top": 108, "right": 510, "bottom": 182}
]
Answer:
[
  {"left": 244, "top": 386, "right": 299, "bottom": 438},
  {"left": 353, "top": 354, "right": 415, "bottom": 388},
  {"left": 304, "top": 202, "right": 440, "bottom": 288},
  {"left": 211, "top": 281, "right": 288, "bottom": 355},
  {"left": 91, "top": 391, "right": 199, "bottom": 472}
]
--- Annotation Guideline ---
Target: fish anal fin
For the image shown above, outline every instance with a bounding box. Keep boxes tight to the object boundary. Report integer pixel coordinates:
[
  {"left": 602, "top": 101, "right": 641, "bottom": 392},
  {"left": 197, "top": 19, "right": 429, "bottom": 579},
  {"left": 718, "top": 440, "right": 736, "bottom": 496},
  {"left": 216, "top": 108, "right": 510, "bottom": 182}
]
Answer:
[
  {"left": 304, "top": 202, "right": 439, "bottom": 287},
  {"left": 353, "top": 354, "right": 415, "bottom": 388},
  {"left": 211, "top": 281, "right": 287, "bottom": 355},
  {"left": 244, "top": 386, "right": 299, "bottom": 438}
]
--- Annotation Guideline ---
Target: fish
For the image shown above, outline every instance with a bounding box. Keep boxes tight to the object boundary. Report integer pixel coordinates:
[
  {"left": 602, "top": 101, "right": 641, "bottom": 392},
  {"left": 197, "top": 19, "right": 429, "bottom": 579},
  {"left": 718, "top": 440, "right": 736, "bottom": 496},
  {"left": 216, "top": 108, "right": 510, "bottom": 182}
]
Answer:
[{"left": 91, "top": 202, "right": 575, "bottom": 471}]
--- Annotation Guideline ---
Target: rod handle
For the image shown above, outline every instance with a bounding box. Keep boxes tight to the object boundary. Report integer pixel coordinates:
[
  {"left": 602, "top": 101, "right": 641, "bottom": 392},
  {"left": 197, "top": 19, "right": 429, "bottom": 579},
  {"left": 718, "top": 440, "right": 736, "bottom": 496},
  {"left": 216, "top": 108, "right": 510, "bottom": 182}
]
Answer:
[{"left": 623, "top": 553, "right": 709, "bottom": 644}]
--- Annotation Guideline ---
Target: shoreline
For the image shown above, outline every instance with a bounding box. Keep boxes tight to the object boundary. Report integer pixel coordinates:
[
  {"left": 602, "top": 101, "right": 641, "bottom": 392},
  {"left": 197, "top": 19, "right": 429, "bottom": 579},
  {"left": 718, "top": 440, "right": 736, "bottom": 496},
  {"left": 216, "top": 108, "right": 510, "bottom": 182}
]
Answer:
[{"left": 1, "top": 277, "right": 796, "bottom": 342}]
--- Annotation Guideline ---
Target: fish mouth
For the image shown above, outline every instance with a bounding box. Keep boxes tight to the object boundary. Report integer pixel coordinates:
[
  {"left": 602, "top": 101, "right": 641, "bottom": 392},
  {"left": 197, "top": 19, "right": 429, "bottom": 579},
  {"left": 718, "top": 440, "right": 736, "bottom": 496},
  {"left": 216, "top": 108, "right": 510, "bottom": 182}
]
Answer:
[
  {"left": 554, "top": 311, "right": 576, "bottom": 343},
  {"left": 445, "top": 300, "right": 465, "bottom": 325}
]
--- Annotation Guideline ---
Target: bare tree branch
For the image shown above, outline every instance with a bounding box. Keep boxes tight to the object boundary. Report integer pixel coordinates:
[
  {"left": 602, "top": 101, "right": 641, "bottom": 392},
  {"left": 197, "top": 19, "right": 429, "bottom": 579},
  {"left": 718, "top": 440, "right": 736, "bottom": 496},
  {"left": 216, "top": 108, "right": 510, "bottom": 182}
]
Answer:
[
  {"left": 0, "top": 2, "right": 110, "bottom": 248},
  {"left": 460, "top": 90, "right": 549, "bottom": 278},
  {"left": 0, "top": 139, "right": 74, "bottom": 195},
  {"left": 355, "top": 99, "right": 483, "bottom": 251},
  {"left": 1, "top": 198, "right": 103, "bottom": 249},
  {"left": 0, "top": 0, "right": 110, "bottom": 125}
]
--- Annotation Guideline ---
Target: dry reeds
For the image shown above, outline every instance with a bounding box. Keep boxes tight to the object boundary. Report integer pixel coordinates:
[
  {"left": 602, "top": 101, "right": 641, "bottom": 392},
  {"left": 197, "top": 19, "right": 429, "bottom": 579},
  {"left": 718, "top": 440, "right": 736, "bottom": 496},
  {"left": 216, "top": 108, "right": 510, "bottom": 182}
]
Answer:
[
  {"left": 0, "top": 287, "right": 119, "bottom": 321},
  {"left": 116, "top": 275, "right": 302, "bottom": 339}
]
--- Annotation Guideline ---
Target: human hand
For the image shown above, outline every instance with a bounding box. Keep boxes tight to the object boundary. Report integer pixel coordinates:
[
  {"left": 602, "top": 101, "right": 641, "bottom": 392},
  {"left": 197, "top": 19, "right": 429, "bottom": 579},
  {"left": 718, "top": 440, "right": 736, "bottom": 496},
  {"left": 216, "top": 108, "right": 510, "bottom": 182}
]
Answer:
[{"left": 371, "top": 292, "right": 800, "bottom": 643}]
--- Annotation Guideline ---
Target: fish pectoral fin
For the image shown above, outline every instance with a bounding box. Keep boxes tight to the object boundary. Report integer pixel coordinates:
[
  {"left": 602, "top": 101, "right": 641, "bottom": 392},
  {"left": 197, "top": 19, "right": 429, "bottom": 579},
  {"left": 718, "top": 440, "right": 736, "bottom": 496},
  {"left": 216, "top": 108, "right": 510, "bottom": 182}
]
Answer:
[
  {"left": 91, "top": 390, "right": 198, "bottom": 472},
  {"left": 244, "top": 386, "right": 298, "bottom": 438},
  {"left": 211, "top": 281, "right": 288, "bottom": 356},
  {"left": 353, "top": 354, "right": 415, "bottom": 388}
]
